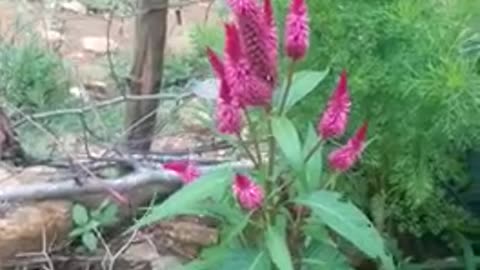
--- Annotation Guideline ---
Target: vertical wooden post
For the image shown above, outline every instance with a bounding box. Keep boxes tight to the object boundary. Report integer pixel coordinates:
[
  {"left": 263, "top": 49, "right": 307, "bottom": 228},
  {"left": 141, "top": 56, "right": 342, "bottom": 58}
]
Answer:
[{"left": 125, "top": 0, "right": 168, "bottom": 151}]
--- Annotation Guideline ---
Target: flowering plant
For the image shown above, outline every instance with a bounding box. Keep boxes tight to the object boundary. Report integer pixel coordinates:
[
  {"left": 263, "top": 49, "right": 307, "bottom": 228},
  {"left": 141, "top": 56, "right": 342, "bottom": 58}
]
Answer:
[{"left": 136, "top": 0, "right": 395, "bottom": 269}]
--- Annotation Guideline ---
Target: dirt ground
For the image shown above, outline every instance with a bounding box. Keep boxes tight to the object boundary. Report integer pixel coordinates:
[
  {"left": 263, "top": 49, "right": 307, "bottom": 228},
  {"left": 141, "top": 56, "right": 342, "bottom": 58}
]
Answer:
[{"left": 0, "top": 0, "right": 221, "bottom": 85}]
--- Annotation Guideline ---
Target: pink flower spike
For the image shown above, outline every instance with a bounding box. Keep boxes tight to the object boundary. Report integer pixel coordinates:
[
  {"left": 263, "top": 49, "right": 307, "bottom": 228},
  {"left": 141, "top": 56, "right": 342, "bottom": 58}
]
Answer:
[
  {"left": 216, "top": 99, "right": 243, "bottom": 135},
  {"left": 232, "top": 174, "right": 264, "bottom": 211},
  {"left": 206, "top": 47, "right": 224, "bottom": 78},
  {"left": 227, "top": 0, "right": 276, "bottom": 86},
  {"left": 285, "top": 0, "right": 309, "bottom": 61},
  {"left": 264, "top": 0, "right": 278, "bottom": 63},
  {"left": 163, "top": 161, "right": 201, "bottom": 184},
  {"left": 227, "top": 0, "right": 258, "bottom": 16},
  {"left": 224, "top": 23, "right": 243, "bottom": 64},
  {"left": 328, "top": 122, "right": 368, "bottom": 172},
  {"left": 225, "top": 59, "right": 273, "bottom": 107},
  {"left": 317, "top": 70, "right": 351, "bottom": 140}
]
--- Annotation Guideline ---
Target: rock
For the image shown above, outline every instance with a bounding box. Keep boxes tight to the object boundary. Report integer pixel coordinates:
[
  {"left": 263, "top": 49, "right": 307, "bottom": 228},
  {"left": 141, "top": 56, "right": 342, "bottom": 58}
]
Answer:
[
  {"left": 81, "top": 36, "right": 119, "bottom": 54},
  {"left": 123, "top": 242, "right": 183, "bottom": 270},
  {"left": 69, "top": 86, "right": 90, "bottom": 102},
  {"left": 60, "top": 0, "right": 88, "bottom": 15},
  {"left": 39, "top": 29, "right": 65, "bottom": 44},
  {"left": 0, "top": 166, "right": 72, "bottom": 262}
]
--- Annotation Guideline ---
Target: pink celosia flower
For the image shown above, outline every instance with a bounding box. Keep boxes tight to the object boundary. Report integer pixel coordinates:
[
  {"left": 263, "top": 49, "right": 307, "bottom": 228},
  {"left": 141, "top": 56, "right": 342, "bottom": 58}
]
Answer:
[
  {"left": 285, "top": 0, "right": 309, "bottom": 61},
  {"left": 163, "top": 161, "right": 201, "bottom": 184},
  {"left": 232, "top": 174, "right": 264, "bottom": 210},
  {"left": 263, "top": 0, "right": 278, "bottom": 80},
  {"left": 206, "top": 47, "right": 225, "bottom": 79},
  {"left": 328, "top": 123, "right": 368, "bottom": 172},
  {"left": 317, "top": 70, "right": 351, "bottom": 140},
  {"left": 224, "top": 23, "right": 272, "bottom": 107},
  {"left": 216, "top": 99, "right": 243, "bottom": 134},
  {"left": 227, "top": 0, "right": 276, "bottom": 86},
  {"left": 206, "top": 47, "right": 244, "bottom": 134}
]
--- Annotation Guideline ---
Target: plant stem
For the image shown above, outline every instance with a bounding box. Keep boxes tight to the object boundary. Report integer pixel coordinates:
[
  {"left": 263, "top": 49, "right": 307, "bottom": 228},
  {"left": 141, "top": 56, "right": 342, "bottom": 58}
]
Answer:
[
  {"left": 278, "top": 61, "right": 296, "bottom": 115},
  {"left": 244, "top": 109, "right": 263, "bottom": 168},
  {"left": 236, "top": 132, "right": 259, "bottom": 168},
  {"left": 266, "top": 107, "right": 276, "bottom": 180},
  {"left": 304, "top": 139, "right": 324, "bottom": 164},
  {"left": 323, "top": 173, "right": 339, "bottom": 190}
]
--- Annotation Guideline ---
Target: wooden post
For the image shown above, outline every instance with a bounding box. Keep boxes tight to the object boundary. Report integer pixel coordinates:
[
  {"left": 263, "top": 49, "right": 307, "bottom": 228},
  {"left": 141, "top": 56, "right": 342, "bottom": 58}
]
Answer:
[{"left": 125, "top": 0, "right": 169, "bottom": 151}]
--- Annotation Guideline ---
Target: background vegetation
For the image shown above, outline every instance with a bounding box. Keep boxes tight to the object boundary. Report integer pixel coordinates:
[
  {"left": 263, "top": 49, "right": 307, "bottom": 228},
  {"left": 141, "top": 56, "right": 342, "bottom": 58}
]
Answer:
[{"left": 189, "top": 1, "right": 480, "bottom": 248}]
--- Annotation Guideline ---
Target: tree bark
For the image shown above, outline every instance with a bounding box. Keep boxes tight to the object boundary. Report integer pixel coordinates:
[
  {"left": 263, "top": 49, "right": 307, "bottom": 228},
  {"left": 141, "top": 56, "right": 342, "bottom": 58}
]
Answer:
[{"left": 125, "top": 0, "right": 169, "bottom": 151}]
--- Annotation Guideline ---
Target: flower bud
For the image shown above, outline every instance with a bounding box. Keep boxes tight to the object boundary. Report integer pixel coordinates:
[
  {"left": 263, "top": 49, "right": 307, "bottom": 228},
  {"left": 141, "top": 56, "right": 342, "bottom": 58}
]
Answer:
[
  {"left": 328, "top": 122, "right": 368, "bottom": 172},
  {"left": 163, "top": 161, "right": 200, "bottom": 184},
  {"left": 232, "top": 174, "right": 264, "bottom": 210},
  {"left": 317, "top": 70, "right": 351, "bottom": 139},
  {"left": 285, "top": 0, "right": 309, "bottom": 61}
]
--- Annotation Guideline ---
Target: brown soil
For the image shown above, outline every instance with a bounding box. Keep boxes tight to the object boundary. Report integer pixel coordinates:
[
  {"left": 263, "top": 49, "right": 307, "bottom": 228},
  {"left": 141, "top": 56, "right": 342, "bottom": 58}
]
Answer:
[{"left": 0, "top": 0, "right": 221, "bottom": 83}]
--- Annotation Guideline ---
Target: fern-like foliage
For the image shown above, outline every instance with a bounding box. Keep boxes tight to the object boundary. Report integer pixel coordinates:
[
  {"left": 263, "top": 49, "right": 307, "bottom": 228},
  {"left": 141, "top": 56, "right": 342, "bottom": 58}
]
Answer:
[{"left": 274, "top": 0, "right": 480, "bottom": 236}]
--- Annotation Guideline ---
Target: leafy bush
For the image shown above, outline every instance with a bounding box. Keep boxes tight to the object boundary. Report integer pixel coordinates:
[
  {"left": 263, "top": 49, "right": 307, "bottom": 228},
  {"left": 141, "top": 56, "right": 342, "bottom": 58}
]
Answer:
[
  {"left": 273, "top": 0, "right": 480, "bottom": 238},
  {"left": 0, "top": 41, "right": 70, "bottom": 112}
]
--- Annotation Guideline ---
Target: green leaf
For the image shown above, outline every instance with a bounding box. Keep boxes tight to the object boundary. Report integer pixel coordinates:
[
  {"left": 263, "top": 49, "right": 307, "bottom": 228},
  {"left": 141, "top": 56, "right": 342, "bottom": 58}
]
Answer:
[
  {"left": 271, "top": 116, "right": 303, "bottom": 171},
  {"left": 69, "top": 227, "right": 88, "bottom": 238},
  {"left": 97, "top": 203, "right": 119, "bottom": 226},
  {"left": 296, "top": 191, "right": 395, "bottom": 270},
  {"left": 303, "top": 240, "right": 354, "bottom": 270},
  {"left": 303, "top": 220, "right": 330, "bottom": 243},
  {"left": 82, "top": 232, "right": 98, "bottom": 252},
  {"left": 265, "top": 222, "right": 294, "bottom": 270},
  {"left": 182, "top": 247, "right": 271, "bottom": 270},
  {"left": 274, "top": 69, "right": 329, "bottom": 112},
  {"left": 72, "top": 204, "right": 89, "bottom": 226},
  {"left": 223, "top": 212, "right": 252, "bottom": 244},
  {"left": 133, "top": 168, "right": 233, "bottom": 229},
  {"left": 303, "top": 123, "right": 324, "bottom": 189},
  {"left": 69, "top": 220, "right": 101, "bottom": 238}
]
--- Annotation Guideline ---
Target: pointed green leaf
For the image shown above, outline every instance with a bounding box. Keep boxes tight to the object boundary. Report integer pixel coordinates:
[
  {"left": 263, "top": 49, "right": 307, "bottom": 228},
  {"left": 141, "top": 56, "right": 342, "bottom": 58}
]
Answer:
[
  {"left": 182, "top": 247, "right": 271, "bottom": 270},
  {"left": 97, "top": 203, "right": 119, "bottom": 226},
  {"left": 296, "top": 191, "right": 395, "bottom": 270},
  {"left": 265, "top": 222, "right": 294, "bottom": 270},
  {"left": 303, "top": 240, "right": 354, "bottom": 270},
  {"left": 274, "top": 69, "right": 329, "bottom": 112},
  {"left": 303, "top": 123, "right": 324, "bottom": 189},
  {"left": 133, "top": 168, "right": 233, "bottom": 229},
  {"left": 82, "top": 232, "right": 98, "bottom": 252},
  {"left": 72, "top": 204, "right": 89, "bottom": 226},
  {"left": 271, "top": 116, "right": 303, "bottom": 171}
]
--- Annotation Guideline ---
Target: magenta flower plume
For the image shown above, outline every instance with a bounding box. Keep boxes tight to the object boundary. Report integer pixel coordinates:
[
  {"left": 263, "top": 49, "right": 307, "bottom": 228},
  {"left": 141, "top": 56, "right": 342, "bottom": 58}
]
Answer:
[
  {"left": 263, "top": 0, "right": 278, "bottom": 74},
  {"left": 232, "top": 174, "right": 264, "bottom": 210},
  {"left": 206, "top": 46, "right": 243, "bottom": 134},
  {"left": 163, "top": 161, "right": 201, "bottom": 184},
  {"left": 206, "top": 47, "right": 224, "bottom": 78},
  {"left": 328, "top": 122, "right": 368, "bottom": 172},
  {"left": 216, "top": 99, "right": 243, "bottom": 135},
  {"left": 227, "top": 0, "right": 276, "bottom": 86},
  {"left": 285, "top": 0, "right": 309, "bottom": 61},
  {"left": 224, "top": 23, "right": 272, "bottom": 107},
  {"left": 317, "top": 70, "right": 351, "bottom": 140}
]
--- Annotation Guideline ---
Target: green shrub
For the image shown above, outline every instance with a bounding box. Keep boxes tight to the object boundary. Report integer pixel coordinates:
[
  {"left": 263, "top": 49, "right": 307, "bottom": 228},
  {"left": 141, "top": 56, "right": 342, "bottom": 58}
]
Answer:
[
  {"left": 0, "top": 41, "right": 70, "bottom": 112},
  {"left": 273, "top": 0, "right": 480, "bottom": 237}
]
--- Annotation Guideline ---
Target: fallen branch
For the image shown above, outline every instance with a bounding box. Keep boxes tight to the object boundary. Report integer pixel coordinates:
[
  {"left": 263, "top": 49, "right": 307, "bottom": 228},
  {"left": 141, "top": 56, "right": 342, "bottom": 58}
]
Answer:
[{"left": 0, "top": 161, "right": 253, "bottom": 202}]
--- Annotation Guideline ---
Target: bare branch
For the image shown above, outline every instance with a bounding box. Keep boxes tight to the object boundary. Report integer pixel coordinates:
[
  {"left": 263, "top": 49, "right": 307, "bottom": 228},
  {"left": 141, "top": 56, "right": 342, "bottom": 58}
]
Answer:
[{"left": 13, "top": 93, "right": 192, "bottom": 127}]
